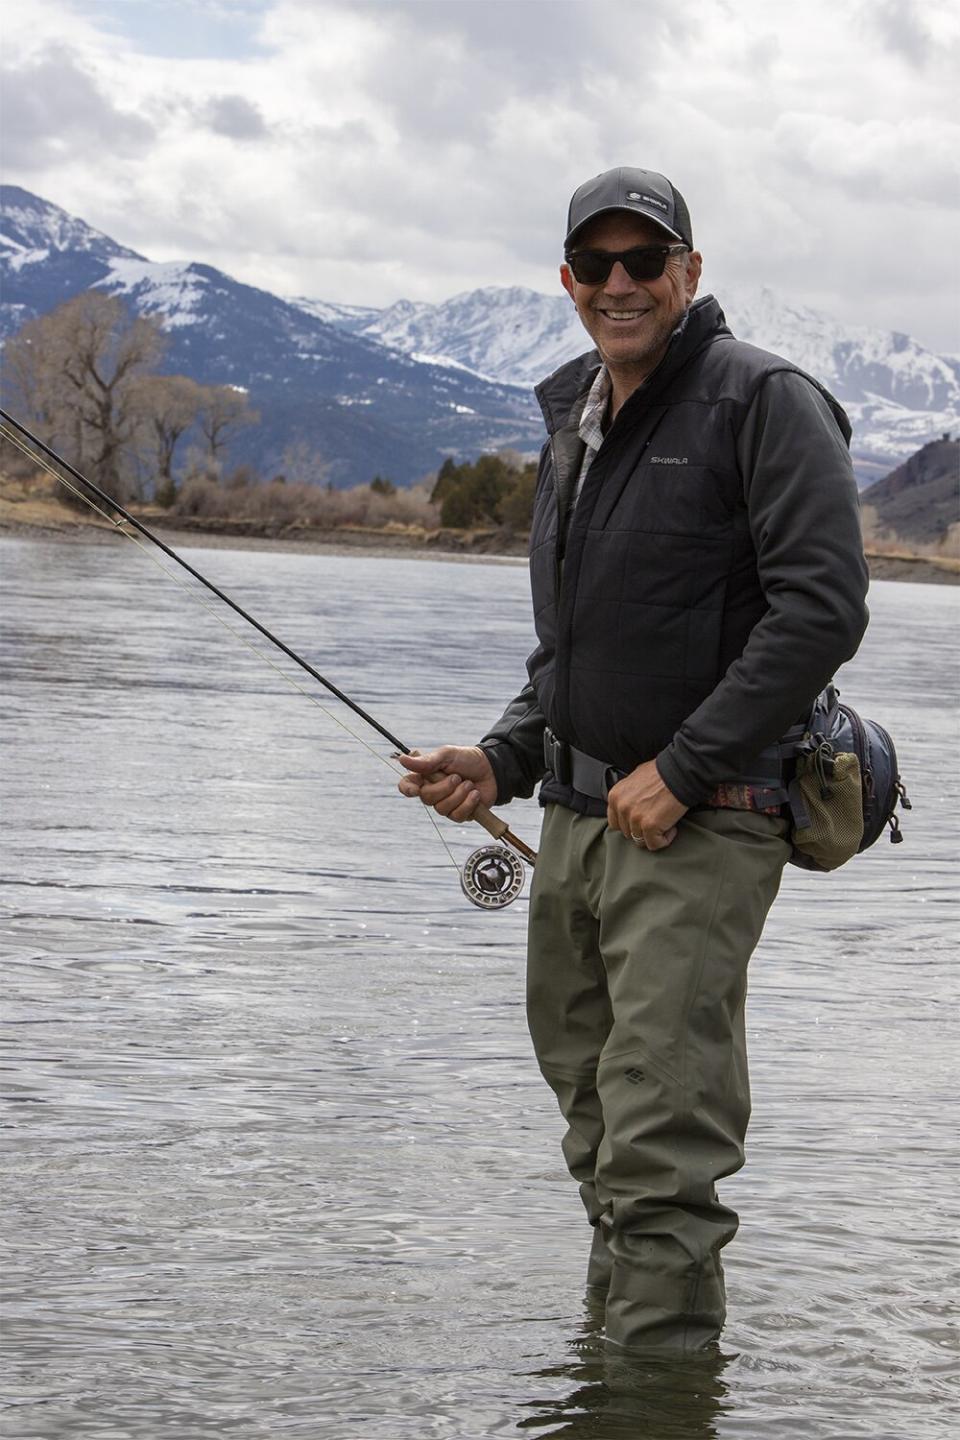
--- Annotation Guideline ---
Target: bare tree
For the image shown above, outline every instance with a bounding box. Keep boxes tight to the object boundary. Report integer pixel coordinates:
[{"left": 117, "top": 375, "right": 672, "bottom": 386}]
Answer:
[
  {"left": 2, "top": 328, "right": 60, "bottom": 442},
  {"left": 131, "top": 374, "right": 203, "bottom": 489},
  {"left": 197, "top": 385, "right": 258, "bottom": 472},
  {"left": 3, "top": 295, "right": 265, "bottom": 508},
  {"left": 276, "top": 438, "right": 330, "bottom": 487},
  {"left": 2, "top": 292, "right": 165, "bottom": 500}
]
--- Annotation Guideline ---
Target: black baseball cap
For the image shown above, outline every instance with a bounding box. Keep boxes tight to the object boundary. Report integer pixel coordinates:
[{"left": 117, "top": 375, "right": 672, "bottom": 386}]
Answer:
[{"left": 564, "top": 167, "right": 693, "bottom": 251}]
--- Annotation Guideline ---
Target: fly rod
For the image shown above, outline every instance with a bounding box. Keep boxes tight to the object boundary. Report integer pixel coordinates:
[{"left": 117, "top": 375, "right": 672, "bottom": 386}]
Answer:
[{"left": 0, "top": 407, "right": 537, "bottom": 906}]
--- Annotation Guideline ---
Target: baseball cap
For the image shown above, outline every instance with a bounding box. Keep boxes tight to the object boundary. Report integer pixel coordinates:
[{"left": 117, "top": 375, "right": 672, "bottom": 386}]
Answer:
[{"left": 565, "top": 167, "right": 693, "bottom": 251}]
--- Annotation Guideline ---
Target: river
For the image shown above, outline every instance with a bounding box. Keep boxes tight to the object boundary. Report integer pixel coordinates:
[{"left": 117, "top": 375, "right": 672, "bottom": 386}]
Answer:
[{"left": 1, "top": 534, "right": 956, "bottom": 1439}]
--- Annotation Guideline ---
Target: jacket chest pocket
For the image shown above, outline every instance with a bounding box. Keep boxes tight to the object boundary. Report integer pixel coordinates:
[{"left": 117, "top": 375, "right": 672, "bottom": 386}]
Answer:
[{"left": 599, "top": 461, "right": 740, "bottom": 538}]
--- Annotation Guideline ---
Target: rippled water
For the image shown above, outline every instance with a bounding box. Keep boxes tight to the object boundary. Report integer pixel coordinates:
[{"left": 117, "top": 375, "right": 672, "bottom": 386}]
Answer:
[{"left": 1, "top": 534, "right": 957, "bottom": 1439}]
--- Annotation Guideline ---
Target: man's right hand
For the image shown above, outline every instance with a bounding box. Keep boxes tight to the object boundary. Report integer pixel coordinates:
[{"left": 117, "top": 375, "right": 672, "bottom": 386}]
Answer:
[{"left": 397, "top": 746, "right": 497, "bottom": 823}]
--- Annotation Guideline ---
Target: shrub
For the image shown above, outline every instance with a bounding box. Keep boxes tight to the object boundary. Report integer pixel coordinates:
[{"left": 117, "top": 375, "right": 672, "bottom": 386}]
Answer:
[
  {"left": 433, "top": 452, "right": 538, "bottom": 530},
  {"left": 154, "top": 475, "right": 178, "bottom": 509},
  {"left": 430, "top": 456, "right": 459, "bottom": 505},
  {"left": 168, "top": 474, "right": 439, "bottom": 531},
  {"left": 500, "top": 466, "right": 537, "bottom": 533}
]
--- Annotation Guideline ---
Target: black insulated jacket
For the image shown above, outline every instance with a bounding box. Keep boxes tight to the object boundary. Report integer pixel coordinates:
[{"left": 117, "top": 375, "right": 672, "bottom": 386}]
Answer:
[{"left": 479, "top": 294, "right": 870, "bottom": 816}]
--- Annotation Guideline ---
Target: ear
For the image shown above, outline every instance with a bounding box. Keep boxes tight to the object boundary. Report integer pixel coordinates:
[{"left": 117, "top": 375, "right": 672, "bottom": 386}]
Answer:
[
  {"left": 560, "top": 262, "right": 576, "bottom": 302},
  {"left": 684, "top": 250, "right": 703, "bottom": 303}
]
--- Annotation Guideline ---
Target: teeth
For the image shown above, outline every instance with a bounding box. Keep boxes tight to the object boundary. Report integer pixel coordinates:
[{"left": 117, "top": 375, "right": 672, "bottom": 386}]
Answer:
[{"left": 602, "top": 309, "right": 645, "bottom": 320}]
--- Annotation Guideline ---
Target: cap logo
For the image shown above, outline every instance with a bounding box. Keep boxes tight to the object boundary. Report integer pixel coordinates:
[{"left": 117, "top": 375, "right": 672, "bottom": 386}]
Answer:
[{"left": 626, "top": 190, "right": 669, "bottom": 212}]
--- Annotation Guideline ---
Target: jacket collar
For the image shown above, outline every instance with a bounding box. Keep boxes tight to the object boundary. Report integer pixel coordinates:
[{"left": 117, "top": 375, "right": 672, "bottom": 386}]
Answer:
[{"left": 535, "top": 294, "right": 730, "bottom": 437}]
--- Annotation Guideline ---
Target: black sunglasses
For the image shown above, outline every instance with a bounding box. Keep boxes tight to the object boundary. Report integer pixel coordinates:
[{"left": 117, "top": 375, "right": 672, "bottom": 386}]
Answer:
[{"left": 565, "top": 243, "right": 688, "bottom": 285}]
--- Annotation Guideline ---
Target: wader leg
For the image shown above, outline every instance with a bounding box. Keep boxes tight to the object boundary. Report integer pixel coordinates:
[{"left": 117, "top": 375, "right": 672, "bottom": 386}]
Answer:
[
  {"left": 527, "top": 806, "right": 612, "bottom": 1290},
  {"left": 527, "top": 804, "right": 790, "bottom": 1356},
  {"left": 585, "top": 1216, "right": 614, "bottom": 1293}
]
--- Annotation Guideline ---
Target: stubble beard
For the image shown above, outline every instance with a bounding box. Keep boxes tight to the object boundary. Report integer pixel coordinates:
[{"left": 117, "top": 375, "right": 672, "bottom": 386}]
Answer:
[{"left": 582, "top": 293, "right": 688, "bottom": 381}]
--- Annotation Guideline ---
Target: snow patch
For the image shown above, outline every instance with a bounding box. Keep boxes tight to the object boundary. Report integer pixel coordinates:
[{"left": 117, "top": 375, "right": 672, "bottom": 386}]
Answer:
[
  {"left": 98, "top": 258, "right": 208, "bottom": 326},
  {"left": 0, "top": 236, "right": 50, "bottom": 270},
  {"left": 288, "top": 295, "right": 381, "bottom": 330},
  {"left": 409, "top": 349, "right": 495, "bottom": 381}
]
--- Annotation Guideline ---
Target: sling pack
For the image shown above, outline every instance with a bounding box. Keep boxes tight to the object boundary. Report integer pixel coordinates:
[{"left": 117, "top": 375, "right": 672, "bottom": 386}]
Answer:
[
  {"left": 542, "top": 683, "right": 910, "bottom": 873},
  {"left": 785, "top": 684, "right": 911, "bottom": 872}
]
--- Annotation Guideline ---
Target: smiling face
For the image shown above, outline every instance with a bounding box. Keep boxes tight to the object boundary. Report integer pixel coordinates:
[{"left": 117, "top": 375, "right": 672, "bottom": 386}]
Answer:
[{"left": 561, "top": 212, "right": 702, "bottom": 406}]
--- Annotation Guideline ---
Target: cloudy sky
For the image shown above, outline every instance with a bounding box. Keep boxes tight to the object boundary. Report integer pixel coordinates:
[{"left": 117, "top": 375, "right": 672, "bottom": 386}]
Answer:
[{"left": 2, "top": 0, "right": 958, "bottom": 352}]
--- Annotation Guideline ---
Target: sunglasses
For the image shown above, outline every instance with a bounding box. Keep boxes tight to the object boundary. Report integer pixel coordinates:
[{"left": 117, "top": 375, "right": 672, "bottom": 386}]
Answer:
[{"left": 565, "top": 243, "right": 688, "bottom": 285}]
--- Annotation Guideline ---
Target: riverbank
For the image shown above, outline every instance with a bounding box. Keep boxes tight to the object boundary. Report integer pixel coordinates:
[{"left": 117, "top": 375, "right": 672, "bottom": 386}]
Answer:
[
  {"left": 1, "top": 491, "right": 957, "bottom": 582},
  {"left": 862, "top": 551, "right": 960, "bottom": 585},
  {"left": 0, "top": 491, "right": 527, "bottom": 563}
]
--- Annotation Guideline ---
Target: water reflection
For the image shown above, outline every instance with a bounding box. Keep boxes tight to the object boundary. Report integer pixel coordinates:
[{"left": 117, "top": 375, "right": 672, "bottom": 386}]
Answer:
[{"left": 519, "top": 1313, "right": 730, "bottom": 1438}]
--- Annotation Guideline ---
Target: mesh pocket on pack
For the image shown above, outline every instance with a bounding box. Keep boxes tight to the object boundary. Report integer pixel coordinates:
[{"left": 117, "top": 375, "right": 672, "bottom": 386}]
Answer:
[{"left": 790, "top": 746, "right": 864, "bottom": 871}]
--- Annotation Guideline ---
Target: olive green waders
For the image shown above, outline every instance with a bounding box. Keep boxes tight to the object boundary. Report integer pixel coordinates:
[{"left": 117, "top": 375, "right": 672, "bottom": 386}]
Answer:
[{"left": 527, "top": 803, "right": 792, "bottom": 1356}]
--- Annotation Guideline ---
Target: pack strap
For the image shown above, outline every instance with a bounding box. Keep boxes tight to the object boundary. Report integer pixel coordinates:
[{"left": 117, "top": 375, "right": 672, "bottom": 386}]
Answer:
[{"left": 543, "top": 727, "right": 794, "bottom": 805}]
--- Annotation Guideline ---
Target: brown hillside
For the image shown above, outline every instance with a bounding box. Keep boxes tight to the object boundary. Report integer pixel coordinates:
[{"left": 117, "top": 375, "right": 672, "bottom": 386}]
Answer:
[{"left": 860, "top": 435, "right": 959, "bottom": 549}]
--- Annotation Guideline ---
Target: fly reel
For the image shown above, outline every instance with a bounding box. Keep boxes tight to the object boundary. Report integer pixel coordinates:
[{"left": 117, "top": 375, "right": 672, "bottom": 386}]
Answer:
[{"left": 460, "top": 844, "right": 526, "bottom": 910}]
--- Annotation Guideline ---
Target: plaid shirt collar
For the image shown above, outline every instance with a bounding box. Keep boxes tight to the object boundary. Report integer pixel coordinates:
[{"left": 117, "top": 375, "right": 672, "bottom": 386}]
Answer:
[
  {"left": 578, "top": 363, "right": 611, "bottom": 459},
  {"left": 571, "top": 364, "right": 611, "bottom": 506}
]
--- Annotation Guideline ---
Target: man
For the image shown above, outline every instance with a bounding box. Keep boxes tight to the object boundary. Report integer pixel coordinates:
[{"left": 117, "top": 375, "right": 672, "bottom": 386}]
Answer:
[{"left": 399, "top": 167, "right": 868, "bottom": 1356}]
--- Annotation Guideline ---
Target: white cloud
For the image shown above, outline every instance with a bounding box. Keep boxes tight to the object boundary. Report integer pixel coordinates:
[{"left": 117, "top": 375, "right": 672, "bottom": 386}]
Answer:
[
  {"left": 773, "top": 113, "right": 959, "bottom": 203},
  {"left": 0, "top": 44, "right": 155, "bottom": 169},
  {"left": 202, "top": 94, "right": 268, "bottom": 141},
  {"left": 1, "top": 0, "right": 958, "bottom": 352}
]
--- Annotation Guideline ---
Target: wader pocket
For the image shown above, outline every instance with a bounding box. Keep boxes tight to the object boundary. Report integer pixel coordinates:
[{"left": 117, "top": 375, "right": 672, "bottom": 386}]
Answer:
[{"left": 788, "top": 742, "right": 863, "bottom": 871}]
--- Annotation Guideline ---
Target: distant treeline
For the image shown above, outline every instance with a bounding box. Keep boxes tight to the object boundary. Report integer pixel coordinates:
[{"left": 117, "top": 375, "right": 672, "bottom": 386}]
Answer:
[{"left": 159, "top": 449, "right": 538, "bottom": 536}]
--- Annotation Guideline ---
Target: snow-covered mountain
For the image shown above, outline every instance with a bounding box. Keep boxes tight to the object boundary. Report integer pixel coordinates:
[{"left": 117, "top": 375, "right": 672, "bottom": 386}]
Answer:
[
  {"left": 0, "top": 185, "right": 146, "bottom": 344},
  {"left": 1, "top": 186, "right": 142, "bottom": 264},
  {"left": 330, "top": 287, "right": 584, "bottom": 385},
  {"left": 290, "top": 296, "right": 381, "bottom": 331},
  {"left": 310, "top": 282, "right": 960, "bottom": 484},
  {"left": 0, "top": 188, "right": 544, "bottom": 485},
  {"left": 2, "top": 186, "right": 956, "bottom": 487},
  {"left": 720, "top": 285, "right": 960, "bottom": 481}
]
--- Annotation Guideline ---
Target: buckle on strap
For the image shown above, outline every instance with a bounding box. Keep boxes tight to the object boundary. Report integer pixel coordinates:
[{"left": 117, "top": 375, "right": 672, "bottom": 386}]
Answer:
[
  {"left": 543, "top": 728, "right": 624, "bottom": 800},
  {"left": 543, "top": 727, "right": 572, "bottom": 787}
]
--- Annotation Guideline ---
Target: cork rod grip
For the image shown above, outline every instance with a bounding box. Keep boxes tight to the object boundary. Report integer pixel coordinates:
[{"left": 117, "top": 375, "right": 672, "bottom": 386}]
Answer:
[
  {"left": 419, "top": 767, "right": 507, "bottom": 839},
  {"left": 471, "top": 801, "right": 509, "bottom": 841},
  {"left": 410, "top": 762, "right": 537, "bottom": 865}
]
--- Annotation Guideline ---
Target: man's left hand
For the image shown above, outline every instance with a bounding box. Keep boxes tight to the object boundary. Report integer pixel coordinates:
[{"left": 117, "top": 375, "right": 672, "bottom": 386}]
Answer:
[{"left": 607, "top": 760, "right": 688, "bottom": 852}]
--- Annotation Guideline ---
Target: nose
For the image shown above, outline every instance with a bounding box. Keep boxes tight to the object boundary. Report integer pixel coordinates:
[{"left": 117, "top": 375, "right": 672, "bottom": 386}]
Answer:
[{"left": 603, "top": 260, "right": 639, "bottom": 295}]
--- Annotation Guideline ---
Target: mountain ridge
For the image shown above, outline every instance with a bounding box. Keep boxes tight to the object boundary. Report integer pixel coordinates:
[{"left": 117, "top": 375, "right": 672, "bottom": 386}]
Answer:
[
  {"left": 0, "top": 187, "right": 544, "bottom": 486},
  {"left": 2, "top": 185, "right": 957, "bottom": 488},
  {"left": 305, "top": 282, "right": 960, "bottom": 485},
  {"left": 860, "top": 435, "right": 959, "bottom": 549}
]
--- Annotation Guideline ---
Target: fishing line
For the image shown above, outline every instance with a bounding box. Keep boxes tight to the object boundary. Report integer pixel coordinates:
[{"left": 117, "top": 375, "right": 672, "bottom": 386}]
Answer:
[
  {"left": 0, "top": 417, "right": 462, "bottom": 874},
  {"left": 1, "top": 409, "right": 537, "bottom": 904},
  {"left": 3, "top": 422, "right": 403, "bottom": 765}
]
